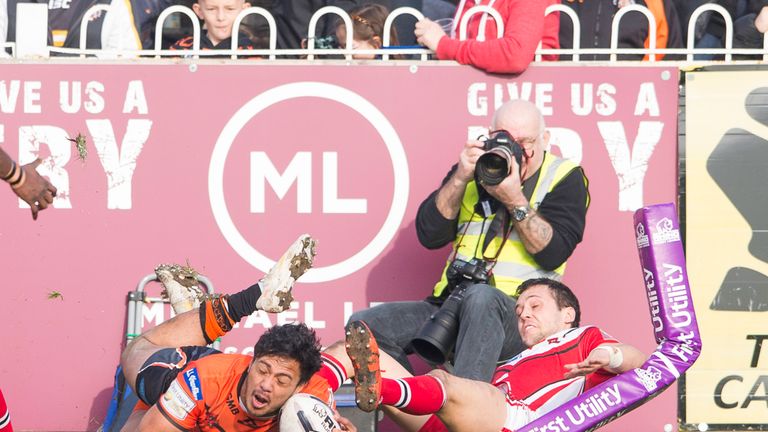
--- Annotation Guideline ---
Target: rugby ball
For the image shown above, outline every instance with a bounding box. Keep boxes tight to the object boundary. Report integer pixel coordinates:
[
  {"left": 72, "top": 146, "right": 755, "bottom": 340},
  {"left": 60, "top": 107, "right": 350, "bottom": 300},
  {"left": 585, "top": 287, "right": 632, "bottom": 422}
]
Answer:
[{"left": 279, "top": 393, "right": 341, "bottom": 432}]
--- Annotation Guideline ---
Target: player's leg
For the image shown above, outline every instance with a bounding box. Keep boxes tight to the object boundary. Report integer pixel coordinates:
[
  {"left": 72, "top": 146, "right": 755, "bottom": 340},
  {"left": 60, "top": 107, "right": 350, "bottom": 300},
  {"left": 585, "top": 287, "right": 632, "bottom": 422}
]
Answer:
[
  {"left": 344, "top": 321, "right": 509, "bottom": 432},
  {"left": 347, "top": 300, "right": 438, "bottom": 374},
  {"left": 426, "top": 369, "right": 508, "bottom": 431},
  {"left": 121, "top": 234, "right": 317, "bottom": 391},
  {"left": 318, "top": 330, "right": 436, "bottom": 431},
  {"left": 322, "top": 335, "right": 432, "bottom": 432}
]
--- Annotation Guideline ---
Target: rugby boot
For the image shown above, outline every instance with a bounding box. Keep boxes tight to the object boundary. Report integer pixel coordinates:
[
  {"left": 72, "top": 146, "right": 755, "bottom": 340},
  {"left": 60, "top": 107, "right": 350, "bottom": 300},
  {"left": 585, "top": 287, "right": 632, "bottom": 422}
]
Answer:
[
  {"left": 345, "top": 320, "right": 381, "bottom": 412},
  {"left": 256, "top": 234, "right": 317, "bottom": 313},
  {"left": 155, "top": 263, "right": 208, "bottom": 314}
]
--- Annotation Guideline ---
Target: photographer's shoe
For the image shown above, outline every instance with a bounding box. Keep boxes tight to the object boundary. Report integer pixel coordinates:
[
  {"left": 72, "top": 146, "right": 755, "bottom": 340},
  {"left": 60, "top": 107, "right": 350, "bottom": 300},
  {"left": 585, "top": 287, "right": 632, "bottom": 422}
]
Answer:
[
  {"left": 345, "top": 320, "right": 381, "bottom": 412},
  {"left": 155, "top": 263, "right": 207, "bottom": 314},
  {"left": 256, "top": 234, "right": 317, "bottom": 313}
]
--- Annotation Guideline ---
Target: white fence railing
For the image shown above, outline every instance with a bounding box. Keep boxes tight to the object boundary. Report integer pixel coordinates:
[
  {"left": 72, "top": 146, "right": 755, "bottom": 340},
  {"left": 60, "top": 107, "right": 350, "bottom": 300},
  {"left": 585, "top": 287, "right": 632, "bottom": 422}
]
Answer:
[{"left": 14, "top": 3, "right": 768, "bottom": 62}]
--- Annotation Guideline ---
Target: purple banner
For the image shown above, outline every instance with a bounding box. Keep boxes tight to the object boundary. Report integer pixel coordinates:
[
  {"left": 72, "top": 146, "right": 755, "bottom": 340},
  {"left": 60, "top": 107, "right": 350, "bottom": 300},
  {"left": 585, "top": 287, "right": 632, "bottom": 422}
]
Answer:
[{"left": 517, "top": 203, "right": 702, "bottom": 432}]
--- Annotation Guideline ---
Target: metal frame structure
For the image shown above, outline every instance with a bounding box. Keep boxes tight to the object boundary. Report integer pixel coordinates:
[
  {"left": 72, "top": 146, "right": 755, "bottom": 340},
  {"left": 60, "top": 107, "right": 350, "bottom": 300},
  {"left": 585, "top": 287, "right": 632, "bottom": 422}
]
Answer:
[
  {"left": 27, "top": 3, "right": 766, "bottom": 62},
  {"left": 126, "top": 272, "right": 219, "bottom": 349}
]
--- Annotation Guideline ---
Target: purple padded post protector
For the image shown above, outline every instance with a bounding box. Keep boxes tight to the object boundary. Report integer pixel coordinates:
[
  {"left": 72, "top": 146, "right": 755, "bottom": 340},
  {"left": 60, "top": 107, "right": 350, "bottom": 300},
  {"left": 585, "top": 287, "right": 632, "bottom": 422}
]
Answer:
[{"left": 516, "top": 203, "right": 702, "bottom": 432}]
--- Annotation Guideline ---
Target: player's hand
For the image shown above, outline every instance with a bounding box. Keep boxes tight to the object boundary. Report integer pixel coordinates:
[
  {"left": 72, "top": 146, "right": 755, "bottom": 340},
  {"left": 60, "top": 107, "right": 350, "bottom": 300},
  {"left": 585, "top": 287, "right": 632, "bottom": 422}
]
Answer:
[
  {"left": 455, "top": 140, "right": 486, "bottom": 183},
  {"left": 415, "top": 18, "right": 446, "bottom": 51},
  {"left": 563, "top": 348, "right": 611, "bottom": 378},
  {"left": 12, "top": 159, "right": 57, "bottom": 220},
  {"left": 333, "top": 410, "right": 357, "bottom": 432}
]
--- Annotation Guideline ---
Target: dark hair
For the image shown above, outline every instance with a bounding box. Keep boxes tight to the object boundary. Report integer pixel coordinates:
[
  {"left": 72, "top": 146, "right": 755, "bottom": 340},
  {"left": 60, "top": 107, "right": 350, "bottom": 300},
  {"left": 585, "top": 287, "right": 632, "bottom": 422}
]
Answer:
[
  {"left": 516, "top": 278, "right": 581, "bottom": 328},
  {"left": 337, "top": 3, "right": 400, "bottom": 48},
  {"left": 252, "top": 323, "right": 322, "bottom": 383}
]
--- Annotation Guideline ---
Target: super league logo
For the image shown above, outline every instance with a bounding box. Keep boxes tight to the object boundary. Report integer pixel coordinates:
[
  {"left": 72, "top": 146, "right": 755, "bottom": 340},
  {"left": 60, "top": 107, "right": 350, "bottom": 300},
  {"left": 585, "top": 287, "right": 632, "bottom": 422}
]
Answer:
[{"left": 708, "top": 87, "right": 768, "bottom": 312}]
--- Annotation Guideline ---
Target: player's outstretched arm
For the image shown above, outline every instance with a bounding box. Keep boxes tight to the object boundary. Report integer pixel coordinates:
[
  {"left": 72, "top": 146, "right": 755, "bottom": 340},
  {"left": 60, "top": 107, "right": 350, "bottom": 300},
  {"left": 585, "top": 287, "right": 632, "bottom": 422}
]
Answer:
[{"left": 563, "top": 343, "right": 647, "bottom": 378}]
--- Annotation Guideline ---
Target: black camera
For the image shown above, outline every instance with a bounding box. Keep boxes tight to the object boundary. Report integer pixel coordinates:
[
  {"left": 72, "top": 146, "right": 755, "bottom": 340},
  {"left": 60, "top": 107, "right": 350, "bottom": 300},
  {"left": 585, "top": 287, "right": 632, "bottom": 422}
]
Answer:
[
  {"left": 475, "top": 130, "right": 524, "bottom": 186},
  {"left": 444, "top": 257, "right": 490, "bottom": 286},
  {"left": 411, "top": 258, "right": 491, "bottom": 365}
]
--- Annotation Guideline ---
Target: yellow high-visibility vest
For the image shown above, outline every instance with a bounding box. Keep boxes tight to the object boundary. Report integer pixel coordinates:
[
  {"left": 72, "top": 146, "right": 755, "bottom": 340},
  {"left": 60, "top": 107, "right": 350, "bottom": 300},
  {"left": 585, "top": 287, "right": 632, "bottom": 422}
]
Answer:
[{"left": 432, "top": 153, "right": 585, "bottom": 297}]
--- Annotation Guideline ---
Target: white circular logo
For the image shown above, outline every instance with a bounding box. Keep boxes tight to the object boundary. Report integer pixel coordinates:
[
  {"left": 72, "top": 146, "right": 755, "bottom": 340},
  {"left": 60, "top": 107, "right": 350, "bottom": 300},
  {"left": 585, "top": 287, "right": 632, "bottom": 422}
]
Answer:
[{"left": 209, "top": 82, "right": 409, "bottom": 283}]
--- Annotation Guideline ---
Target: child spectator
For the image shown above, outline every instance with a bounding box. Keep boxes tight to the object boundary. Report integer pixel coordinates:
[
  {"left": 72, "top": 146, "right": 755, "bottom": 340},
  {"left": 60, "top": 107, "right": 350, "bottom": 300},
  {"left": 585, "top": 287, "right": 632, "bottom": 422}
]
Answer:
[
  {"left": 335, "top": 3, "right": 400, "bottom": 59},
  {"left": 171, "top": 0, "right": 256, "bottom": 53}
]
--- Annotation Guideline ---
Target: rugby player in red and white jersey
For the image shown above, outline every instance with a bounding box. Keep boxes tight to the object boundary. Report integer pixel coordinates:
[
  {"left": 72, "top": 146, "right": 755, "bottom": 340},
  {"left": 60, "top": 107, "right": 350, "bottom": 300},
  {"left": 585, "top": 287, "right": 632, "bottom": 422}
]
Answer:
[
  {"left": 320, "top": 277, "right": 647, "bottom": 432},
  {"left": 119, "top": 235, "right": 355, "bottom": 432}
]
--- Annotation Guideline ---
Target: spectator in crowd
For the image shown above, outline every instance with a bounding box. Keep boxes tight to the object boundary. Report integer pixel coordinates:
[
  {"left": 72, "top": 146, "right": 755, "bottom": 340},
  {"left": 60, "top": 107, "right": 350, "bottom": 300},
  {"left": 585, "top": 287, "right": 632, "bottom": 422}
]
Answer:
[
  {"left": 671, "top": 0, "right": 714, "bottom": 44},
  {"left": 689, "top": 0, "right": 745, "bottom": 60},
  {"left": 560, "top": 0, "right": 683, "bottom": 61},
  {"left": 347, "top": 99, "right": 590, "bottom": 383},
  {"left": 59, "top": 0, "right": 160, "bottom": 55},
  {"left": 340, "top": 278, "right": 647, "bottom": 431},
  {"left": 170, "top": 0, "right": 257, "bottom": 53},
  {"left": 1, "top": 148, "right": 57, "bottom": 220},
  {"left": 422, "top": 0, "right": 456, "bottom": 22},
  {"left": 0, "top": 0, "right": 7, "bottom": 55},
  {"left": 686, "top": 0, "right": 768, "bottom": 60},
  {"left": 256, "top": 0, "right": 361, "bottom": 50},
  {"left": 335, "top": 3, "right": 401, "bottom": 58},
  {"left": 732, "top": 1, "right": 768, "bottom": 58},
  {"left": 413, "top": 0, "right": 559, "bottom": 74}
]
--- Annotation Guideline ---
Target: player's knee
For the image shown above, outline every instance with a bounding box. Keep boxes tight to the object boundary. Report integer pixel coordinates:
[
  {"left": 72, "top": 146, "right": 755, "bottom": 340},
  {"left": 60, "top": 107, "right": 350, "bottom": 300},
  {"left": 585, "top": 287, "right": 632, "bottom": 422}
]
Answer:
[
  {"left": 427, "top": 369, "right": 455, "bottom": 397},
  {"left": 120, "top": 335, "right": 150, "bottom": 371},
  {"left": 323, "top": 340, "right": 347, "bottom": 360}
]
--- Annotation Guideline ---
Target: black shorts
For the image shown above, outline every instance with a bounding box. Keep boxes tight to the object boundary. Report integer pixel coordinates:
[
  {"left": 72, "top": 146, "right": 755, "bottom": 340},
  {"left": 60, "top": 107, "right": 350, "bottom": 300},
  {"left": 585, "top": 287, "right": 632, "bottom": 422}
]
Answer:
[{"left": 135, "top": 346, "right": 220, "bottom": 405}]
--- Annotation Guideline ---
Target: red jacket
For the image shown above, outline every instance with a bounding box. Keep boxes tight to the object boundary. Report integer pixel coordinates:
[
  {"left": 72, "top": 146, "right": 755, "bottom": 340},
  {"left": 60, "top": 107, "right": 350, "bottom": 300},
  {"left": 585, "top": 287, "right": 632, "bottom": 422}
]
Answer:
[{"left": 437, "top": 0, "right": 560, "bottom": 74}]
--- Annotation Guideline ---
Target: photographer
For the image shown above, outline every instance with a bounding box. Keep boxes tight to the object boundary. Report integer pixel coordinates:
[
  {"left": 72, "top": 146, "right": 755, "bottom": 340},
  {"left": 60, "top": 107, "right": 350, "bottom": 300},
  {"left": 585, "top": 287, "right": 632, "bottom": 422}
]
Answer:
[{"left": 348, "top": 100, "right": 589, "bottom": 382}]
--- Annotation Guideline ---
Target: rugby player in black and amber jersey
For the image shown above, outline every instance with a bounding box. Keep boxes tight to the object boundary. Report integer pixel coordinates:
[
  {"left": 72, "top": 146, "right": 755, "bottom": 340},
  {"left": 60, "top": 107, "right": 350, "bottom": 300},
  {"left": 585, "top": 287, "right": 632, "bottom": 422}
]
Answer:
[{"left": 119, "top": 236, "right": 355, "bottom": 431}]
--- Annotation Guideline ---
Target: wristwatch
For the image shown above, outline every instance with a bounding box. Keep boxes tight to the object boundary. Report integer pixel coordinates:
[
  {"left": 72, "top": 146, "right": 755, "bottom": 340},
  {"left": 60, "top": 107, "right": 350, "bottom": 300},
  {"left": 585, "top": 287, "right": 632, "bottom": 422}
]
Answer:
[{"left": 512, "top": 205, "right": 531, "bottom": 222}]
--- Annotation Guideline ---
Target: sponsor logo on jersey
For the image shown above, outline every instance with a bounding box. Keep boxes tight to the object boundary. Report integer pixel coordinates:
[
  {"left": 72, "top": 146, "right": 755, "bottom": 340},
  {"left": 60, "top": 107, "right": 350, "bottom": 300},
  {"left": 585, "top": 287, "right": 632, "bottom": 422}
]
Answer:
[
  {"left": 162, "top": 380, "right": 195, "bottom": 420},
  {"left": 184, "top": 368, "right": 203, "bottom": 400}
]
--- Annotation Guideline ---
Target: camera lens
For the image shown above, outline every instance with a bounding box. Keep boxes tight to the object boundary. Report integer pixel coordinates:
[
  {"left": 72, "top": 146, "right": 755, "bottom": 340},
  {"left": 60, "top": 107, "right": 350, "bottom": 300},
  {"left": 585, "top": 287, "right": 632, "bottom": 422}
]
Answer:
[{"left": 476, "top": 148, "right": 512, "bottom": 186}]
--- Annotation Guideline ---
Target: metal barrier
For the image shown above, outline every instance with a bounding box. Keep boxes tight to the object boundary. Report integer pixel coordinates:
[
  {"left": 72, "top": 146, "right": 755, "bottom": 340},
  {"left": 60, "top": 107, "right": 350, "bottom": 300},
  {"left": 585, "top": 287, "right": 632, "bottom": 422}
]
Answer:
[
  {"left": 153, "top": 5, "right": 201, "bottom": 58},
  {"left": 231, "top": 7, "right": 277, "bottom": 60},
  {"left": 458, "top": 5, "right": 504, "bottom": 42},
  {"left": 686, "top": 3, "right": 734, "bottom": 62},
  {"left": 536, "top": 3, "right": 580, "bottom": 62},
  {"left": 382, "top": 7, "right": 426, "bottom": 61},
  {"left": 126, "top": 272, "right": 218, "bottom": 349},
  {"left": 78, "top": 4, "right": 111, "bottom": 57},
  {"left": 15, "top": 4, "right": 768, "bottom": 62},
  {"left": 307, "top": 6, "right": 353, "bottom": 60},
  {"left": 611, "top": 4, "right": 657, "bottom": 61}
]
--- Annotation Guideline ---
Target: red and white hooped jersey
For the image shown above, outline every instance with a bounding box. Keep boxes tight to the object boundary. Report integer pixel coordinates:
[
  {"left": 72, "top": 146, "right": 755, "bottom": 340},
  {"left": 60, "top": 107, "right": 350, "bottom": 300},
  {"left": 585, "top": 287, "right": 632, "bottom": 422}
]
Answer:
[{"left": 492, "top": 326, "right": 618, "bottom": 415}]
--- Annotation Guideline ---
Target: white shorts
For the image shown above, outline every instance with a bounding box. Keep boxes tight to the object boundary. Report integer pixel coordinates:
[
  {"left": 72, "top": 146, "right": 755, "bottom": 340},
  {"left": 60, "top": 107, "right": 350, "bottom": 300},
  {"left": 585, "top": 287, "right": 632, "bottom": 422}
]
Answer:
[{"left": 502, "top": 396, "right": 536, "bottom": 431}]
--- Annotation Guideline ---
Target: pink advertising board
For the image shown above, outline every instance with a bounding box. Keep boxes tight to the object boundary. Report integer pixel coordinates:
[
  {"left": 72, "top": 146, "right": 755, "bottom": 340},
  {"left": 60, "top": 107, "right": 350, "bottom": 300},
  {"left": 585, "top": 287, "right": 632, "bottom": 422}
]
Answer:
[{"left": 0, "top": 63, "right": 679, "bottom": 431}]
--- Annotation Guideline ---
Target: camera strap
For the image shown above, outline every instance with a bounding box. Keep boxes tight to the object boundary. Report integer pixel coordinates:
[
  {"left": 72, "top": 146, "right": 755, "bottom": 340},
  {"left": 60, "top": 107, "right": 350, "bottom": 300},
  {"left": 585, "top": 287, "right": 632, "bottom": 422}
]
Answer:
[
  {"left": 481, "top": 207, "right": 510, "bottom": 262},
  {"left": 480, "top": 167, "right": 542, "bottom": 260}
]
